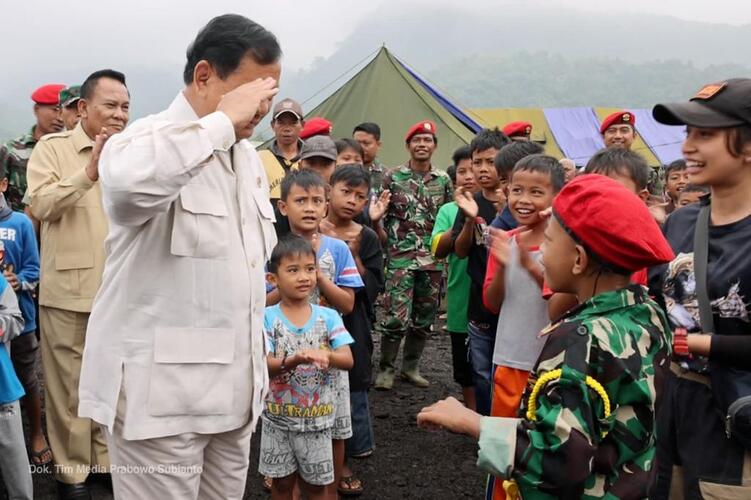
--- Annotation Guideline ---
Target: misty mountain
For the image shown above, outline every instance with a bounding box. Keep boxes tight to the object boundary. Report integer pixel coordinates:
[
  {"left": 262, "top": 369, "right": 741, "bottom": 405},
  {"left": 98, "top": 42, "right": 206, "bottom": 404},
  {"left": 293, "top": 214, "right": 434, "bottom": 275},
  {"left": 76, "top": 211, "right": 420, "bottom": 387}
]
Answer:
[{"left": 2, "top": 3, "right": 750, "bottom": 140}]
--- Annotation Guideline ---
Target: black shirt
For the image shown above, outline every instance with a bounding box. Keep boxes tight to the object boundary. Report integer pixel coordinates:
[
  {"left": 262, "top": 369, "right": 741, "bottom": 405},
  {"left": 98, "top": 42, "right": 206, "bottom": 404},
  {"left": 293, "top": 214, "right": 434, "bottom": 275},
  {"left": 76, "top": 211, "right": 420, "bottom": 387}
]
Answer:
[
  {"left": 451, "top": 192, "right": 500, "bottom": 326},
  {"left": 650, "top": 202, "right": 751, "bottom": 371}
]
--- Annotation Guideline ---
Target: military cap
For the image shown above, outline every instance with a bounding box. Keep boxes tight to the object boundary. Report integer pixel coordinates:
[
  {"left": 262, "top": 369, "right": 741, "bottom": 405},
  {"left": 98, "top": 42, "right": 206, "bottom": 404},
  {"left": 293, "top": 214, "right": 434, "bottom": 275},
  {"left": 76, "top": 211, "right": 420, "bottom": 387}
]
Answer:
[
  {"left": 31, "top": 83, "right": 66, "bottom": 105},
  {"left": 299, "top": 117, "right": 332, "bottom": 140},
  {"left": 653, "top": 78, "right": 751, "bottom": 128},
  {"left": 502, "top": 121, "right": 533, "bottom": 138},
  {"left": 405, "top": 120, "right": 437, "bottom": 142},
  {"left": 600, "top": 111, "right": 636, "bottom": 134},
  {"left": 299, "top": 135, "right": 337, "bottom": 161},
  {"left": 552, "top": 174, "right": 674, "bottom": 272},
  {"left": 59, "top": 85, "right": 81, "bottom": 108}
]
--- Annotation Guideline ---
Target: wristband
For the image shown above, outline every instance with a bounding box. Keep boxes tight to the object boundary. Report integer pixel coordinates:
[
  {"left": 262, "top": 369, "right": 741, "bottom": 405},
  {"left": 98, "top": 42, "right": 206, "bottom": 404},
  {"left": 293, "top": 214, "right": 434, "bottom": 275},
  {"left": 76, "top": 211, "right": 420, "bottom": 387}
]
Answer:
[{"left": 673, "top": 327, "right": 691, "bottom": 358}]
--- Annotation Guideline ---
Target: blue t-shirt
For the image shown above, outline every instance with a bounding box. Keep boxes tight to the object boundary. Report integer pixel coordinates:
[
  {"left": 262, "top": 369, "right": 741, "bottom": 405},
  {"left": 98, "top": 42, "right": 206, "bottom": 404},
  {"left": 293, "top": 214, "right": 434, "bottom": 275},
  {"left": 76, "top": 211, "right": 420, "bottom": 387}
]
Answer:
[
  {"left": 490, "top": 206, "right": 518, "bottom": 231},
  {"left": 0, "top": 276, "right": 24, "bottom": 404},
  {"left": 264, "top": 304, "right": 354, "bottom": 431},
  {"left": 311, "top": 234, "right": 364, "bottom": 306},
  {"left": 0, "top": 212, "right": 39, "bottom": 334}
]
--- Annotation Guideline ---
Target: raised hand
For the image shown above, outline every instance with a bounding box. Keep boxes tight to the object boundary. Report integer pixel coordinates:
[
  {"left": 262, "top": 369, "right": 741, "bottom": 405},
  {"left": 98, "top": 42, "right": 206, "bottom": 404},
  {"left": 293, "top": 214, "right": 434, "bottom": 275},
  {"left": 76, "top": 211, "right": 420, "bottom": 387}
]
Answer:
[
  {"left": 216, "top": 78, "right": 279, "bottom": 139},
  {"left": 86, "top": 127, "right": 110, "bottom": 182},
  {"left": 369, "top": 190, "right": 391, "bottom": 223},
  {"left": 454, "top": 187, "right": 479, "bottom": 219},
  {"left": 487, "top": 227, "right": 511, "bottom": 267}
]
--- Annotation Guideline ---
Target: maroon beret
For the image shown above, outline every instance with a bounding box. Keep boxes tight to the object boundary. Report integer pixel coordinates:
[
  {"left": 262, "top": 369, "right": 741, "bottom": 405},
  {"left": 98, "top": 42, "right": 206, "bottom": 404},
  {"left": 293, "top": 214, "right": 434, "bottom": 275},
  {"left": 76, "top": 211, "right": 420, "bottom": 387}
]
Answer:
[
  {"left": 552, "top": 174, "right": 674, "bottom": 272},
  {"left": 405, "top": 120, "right": 437, "bottom": 142},
  {"left": 31, "top": 84, "right": 66, "bottom": 105},
  {"left": 600, "top": 111, "right": 635, "bottom": 134},
  {"left": 300, "top": 117, "right": 332, "bottom": 140},
  {"left": 502, "top": 121, "right": 533, "bottom": 137}
]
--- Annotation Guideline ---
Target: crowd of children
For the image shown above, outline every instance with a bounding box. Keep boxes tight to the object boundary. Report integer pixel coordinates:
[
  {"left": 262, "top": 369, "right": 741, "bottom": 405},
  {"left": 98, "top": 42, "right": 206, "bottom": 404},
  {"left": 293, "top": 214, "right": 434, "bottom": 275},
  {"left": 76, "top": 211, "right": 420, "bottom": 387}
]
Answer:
[{"left": 259, "top": 77, "right": 751, "bottom": 500}]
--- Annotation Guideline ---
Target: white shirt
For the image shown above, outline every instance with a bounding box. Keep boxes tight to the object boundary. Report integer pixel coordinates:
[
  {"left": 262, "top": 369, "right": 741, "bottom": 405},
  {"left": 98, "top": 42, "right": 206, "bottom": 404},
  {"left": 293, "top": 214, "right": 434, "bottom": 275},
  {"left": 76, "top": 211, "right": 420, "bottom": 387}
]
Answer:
[{"left": 78, "top": 92, "right": 276, "bottom": 440}]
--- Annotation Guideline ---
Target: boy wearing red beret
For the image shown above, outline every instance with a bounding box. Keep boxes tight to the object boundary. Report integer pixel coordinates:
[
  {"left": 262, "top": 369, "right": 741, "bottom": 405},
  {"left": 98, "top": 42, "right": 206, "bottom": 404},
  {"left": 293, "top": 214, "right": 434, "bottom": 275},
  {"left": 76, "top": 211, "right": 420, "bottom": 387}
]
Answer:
[{"left": 419, "top": 174, "right": 674, "bottom": 500}]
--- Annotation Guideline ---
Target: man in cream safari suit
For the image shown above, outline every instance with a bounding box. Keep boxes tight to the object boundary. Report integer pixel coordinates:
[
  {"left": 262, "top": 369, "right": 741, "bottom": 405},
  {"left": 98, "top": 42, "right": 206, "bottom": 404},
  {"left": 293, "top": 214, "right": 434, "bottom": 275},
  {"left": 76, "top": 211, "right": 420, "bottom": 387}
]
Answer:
[{"left": 78, "top": 14, "right": 281, "bottom": 499}]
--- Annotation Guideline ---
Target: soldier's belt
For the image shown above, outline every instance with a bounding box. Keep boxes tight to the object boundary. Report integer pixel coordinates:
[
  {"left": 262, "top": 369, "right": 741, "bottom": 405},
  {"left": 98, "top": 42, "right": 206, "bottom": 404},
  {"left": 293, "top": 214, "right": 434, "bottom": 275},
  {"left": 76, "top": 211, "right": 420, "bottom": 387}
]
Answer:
[{"left": 669, "top": 361, "right": 710, "bottom": 387}]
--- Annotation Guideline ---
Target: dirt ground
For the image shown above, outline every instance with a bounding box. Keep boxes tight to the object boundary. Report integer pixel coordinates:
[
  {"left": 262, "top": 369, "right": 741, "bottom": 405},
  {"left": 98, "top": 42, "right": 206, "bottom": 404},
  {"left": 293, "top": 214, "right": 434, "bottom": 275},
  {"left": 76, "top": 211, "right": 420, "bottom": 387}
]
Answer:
[{"left": 8, "top": 325, "right": 485, "bottom": 499}]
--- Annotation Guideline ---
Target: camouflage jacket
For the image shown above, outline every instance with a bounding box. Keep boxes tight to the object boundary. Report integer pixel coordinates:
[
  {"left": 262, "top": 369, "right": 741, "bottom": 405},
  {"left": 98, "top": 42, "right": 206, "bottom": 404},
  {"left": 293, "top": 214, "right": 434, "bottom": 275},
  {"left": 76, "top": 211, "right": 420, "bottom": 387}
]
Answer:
[
  {"left": 368, "top": 158, "right": 385, "bottom": 196},
  {"left": 477, "top": 285, "right": 672, "bottom": 499},
  {"left": 381, "top": 163, "right": 452, "bottom": 271},
  {"left": 0, "top": 127, "right": 36, "bottom": 211}
]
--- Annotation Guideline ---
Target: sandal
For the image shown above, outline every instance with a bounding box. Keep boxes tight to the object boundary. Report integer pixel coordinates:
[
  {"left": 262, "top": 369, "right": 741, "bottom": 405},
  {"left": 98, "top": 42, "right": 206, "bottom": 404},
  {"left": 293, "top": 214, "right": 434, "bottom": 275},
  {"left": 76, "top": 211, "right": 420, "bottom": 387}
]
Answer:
[
  {"left": 338, "top": 474, "right": 364, "bottom": 497},
  {"left": 30, "top": 445, "right": 53, "bottom": 466},
  {"left": 262, "top": 475, "right": 272, "bottom": 492}
]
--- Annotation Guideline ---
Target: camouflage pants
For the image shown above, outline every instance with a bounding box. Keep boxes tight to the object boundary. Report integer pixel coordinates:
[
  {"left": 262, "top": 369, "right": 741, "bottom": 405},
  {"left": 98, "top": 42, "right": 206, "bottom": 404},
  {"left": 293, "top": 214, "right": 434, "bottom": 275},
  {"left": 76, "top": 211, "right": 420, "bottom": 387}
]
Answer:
[{"left": 376, "top": 268, "right": 442, "bottom": 342}]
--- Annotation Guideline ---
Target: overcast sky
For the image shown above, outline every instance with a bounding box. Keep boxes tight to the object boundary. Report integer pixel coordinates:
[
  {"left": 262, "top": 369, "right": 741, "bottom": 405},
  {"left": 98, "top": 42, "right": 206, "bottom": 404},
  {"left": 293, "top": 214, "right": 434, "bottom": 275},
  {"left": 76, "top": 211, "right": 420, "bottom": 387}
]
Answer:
[{"left": 3, "top": 0, "right": 750, "bottom": 75}]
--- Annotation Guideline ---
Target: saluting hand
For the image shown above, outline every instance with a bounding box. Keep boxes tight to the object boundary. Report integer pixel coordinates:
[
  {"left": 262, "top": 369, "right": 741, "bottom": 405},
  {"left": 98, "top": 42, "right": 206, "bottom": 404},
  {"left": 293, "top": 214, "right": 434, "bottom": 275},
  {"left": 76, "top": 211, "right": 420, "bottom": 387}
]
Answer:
[{"left": 217, "top": 78, "right": 279, "bottom": 139}]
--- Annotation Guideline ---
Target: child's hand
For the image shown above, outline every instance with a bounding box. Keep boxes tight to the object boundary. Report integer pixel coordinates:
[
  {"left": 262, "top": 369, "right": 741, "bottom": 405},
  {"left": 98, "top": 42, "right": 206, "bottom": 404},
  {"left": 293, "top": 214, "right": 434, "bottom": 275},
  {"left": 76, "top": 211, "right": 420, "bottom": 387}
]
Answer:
[
  {"left": 319, "top": 219, "right": 336, "bottom": 238},
  {"left": 417, "top": 397, "right": 482, "bottom": 438},
  {"left": 493, "top": 187, "right": 506, "bottom": 213},
  {"left": 299, "top": 349, "right": 331, "bottom": 370},
  {"left": 368, "top": 190, "right": 391, "bottom": 223},
  {"left": 311, "top": 233, "right": 322, "bottom": 254},
  {"left": 487, "top": 227, "right": 511, "bottom": 267},
  {"left": 345, "top": 229, "right": 362, "bottom": 256},
  {"left": 454, "top": 187, "right": 479, "bottom": 219},
  {"left": 3, "top": 271, "right": 19, "bottom": 291}
]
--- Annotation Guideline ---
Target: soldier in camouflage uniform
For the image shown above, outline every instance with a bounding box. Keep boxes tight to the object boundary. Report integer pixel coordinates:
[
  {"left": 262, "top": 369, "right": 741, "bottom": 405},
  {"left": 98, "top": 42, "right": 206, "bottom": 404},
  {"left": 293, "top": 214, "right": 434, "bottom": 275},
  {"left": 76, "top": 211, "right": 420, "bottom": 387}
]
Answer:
[
  {"left": 373, "top": 120, "right": 453, "bottom": 390},
  {"left": 59, "top": 85, "right": 82, "bottom": 131},
  {"left": 418, "top": 175, "right": 674, "bottom": 500},
  {"left": 0, "top": 84, "right": 66, "bottom": 212},
  {"left": 353, "top": 122, "right": 384, "bottom": 196}
]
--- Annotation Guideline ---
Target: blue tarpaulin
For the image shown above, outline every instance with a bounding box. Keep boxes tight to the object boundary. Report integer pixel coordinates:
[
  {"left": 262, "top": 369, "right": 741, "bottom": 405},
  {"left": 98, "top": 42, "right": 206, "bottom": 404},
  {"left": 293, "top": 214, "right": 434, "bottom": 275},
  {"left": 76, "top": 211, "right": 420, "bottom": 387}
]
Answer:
[
  {"left": 543, "top": 108, "right": 604, "bottom": 165},
  {"left": 633, "top": 109, "right": 685, "bottom": 164}
]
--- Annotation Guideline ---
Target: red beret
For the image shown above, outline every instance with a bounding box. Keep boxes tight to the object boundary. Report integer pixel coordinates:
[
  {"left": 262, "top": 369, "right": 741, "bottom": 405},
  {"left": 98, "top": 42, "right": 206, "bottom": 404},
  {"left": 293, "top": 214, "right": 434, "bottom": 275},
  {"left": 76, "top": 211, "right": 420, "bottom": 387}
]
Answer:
[
  {"left": 600, "top": 111, "right": 636, "bottom": 134},
  {"left": 552, "top": 174, "right": 674, "bottom": 272},
  {"left": 405, "top": 120, "right": 437, "bottom": 142},
  {"left": 31, "top": 84, "right": 66, "bottom": 105},
  {"left": 299, "top": 117, "right": 332, "bottom": 140},
  {"left": 502, "top": 121, "right": 533, "bottom": 137}
]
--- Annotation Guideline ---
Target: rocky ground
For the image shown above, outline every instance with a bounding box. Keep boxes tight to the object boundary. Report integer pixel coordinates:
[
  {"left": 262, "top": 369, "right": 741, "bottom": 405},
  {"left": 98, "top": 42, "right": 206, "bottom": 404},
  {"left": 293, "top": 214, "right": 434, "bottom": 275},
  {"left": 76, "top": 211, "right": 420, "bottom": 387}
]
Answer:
[{"left": 11, "top": 325, "right": 485, "bottom": 499}]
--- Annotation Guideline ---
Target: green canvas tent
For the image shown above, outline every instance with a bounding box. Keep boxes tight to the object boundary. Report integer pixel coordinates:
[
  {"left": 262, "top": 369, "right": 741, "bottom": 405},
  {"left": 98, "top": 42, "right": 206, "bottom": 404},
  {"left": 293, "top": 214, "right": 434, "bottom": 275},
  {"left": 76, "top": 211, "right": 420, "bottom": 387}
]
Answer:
[
  {"left": 299, "top": 47, "right": 479, "bottom": 170},
  {"left": 469, "top": 107, "right": 565, "bottom": 158}
]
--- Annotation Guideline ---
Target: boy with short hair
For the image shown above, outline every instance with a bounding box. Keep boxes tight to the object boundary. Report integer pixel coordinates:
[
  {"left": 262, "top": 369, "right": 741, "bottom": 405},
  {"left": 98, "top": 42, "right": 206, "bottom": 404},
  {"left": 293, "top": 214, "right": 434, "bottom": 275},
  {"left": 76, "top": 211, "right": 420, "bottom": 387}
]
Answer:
[
  {"left": 489, "top": 141, "right": 545, "bottom": 231},
  {"left": 481, "top": 156, "right": 565, "bottom": 500},
  {"left": 260, "top": 235, "right": 354, "bottom": 500},
  {"left": 272, "top": 169, "right": 364, "bottom": 496},
  {"left": 0, "top": 167, "right": 47, "bottom": 466},
  {"left": 432, "top": 146, "right": 477, "bottom": 410},
  {"left": 676, "top": 183, "right": 709, "bottom": 208},
  {"left": 320, "top": 165, "right": 385, "bottom": 495},
  {"left": 419, "top": 174, "right": 674, "bottom": 500},
  {"left": 451, "top": 128, "right": 509, "bottom": 416},
  {"left": 664, "top": 159, "right": 688, "bottom": 214}
]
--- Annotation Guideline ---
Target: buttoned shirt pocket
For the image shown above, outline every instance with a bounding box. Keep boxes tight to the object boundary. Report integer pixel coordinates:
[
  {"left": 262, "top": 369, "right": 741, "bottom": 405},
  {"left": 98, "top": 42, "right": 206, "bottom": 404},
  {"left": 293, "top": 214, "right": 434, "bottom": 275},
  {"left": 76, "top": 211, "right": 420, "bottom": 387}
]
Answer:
[
  {"left": 171, "top": 185, "right": 229, "bottom": 259},
  {"left": 54, "top": 252, "right": 94, "bottom": 297},
  {"left": 148, "top": 327, "right": 236, "bottom": 416}
]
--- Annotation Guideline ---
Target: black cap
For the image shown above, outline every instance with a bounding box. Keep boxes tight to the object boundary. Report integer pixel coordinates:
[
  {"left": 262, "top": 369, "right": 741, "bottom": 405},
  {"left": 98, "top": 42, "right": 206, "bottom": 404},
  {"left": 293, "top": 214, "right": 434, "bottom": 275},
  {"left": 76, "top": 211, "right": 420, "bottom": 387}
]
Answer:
[{"left": 653, "top": 78, "right": 751, "bottom": 128}]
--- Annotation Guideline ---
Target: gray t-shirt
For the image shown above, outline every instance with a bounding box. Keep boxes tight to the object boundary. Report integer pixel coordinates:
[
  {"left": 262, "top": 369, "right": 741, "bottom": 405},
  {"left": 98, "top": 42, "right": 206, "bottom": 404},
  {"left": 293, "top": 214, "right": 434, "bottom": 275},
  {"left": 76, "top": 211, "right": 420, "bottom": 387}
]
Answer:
[{"left": 492, "top": 238, "right": 549, "bottom": 370}]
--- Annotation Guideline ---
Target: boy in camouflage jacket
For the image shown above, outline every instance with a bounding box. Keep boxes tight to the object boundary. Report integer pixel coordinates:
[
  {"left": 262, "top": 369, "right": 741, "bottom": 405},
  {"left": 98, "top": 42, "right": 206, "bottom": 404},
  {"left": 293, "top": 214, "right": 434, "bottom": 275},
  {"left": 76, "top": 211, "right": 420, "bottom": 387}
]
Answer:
[{"left": 418, "top": 175, "right": 674, "bottom": 499}]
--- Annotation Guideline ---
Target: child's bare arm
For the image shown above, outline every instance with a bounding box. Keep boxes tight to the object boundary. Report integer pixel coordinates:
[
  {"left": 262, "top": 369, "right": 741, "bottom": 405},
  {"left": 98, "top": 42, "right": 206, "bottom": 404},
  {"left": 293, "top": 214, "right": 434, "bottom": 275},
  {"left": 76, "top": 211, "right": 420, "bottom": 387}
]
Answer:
[
  {"left": 328, "top": 344, "right": 353, "bottom": 370},
  {"left": 317, "top": 273, "right": 355, "bottom": 314}
]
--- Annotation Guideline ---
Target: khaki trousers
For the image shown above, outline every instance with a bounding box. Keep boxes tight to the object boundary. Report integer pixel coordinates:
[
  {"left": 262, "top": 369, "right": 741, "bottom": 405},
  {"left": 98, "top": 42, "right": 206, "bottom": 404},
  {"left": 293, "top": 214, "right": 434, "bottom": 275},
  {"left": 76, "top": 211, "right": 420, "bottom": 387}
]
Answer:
[
  {"left": 103, "top": 391, "right": 254, "bottom": 500},
  {"left": 39, "top": 306, "right": 109, "bottom": 483}
]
